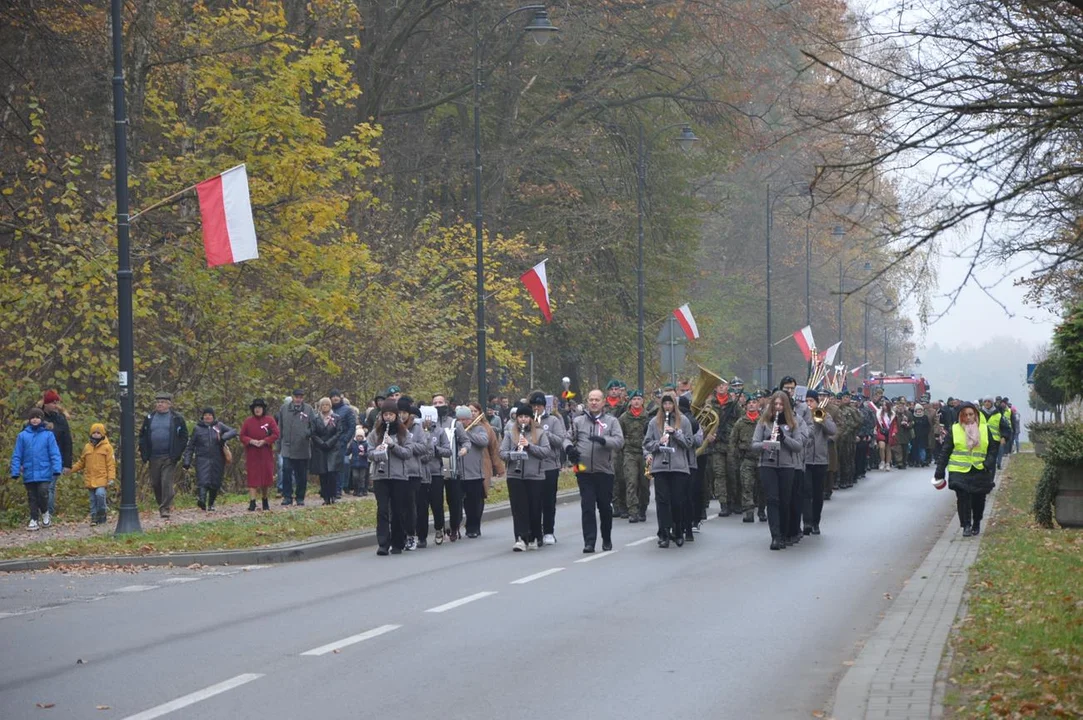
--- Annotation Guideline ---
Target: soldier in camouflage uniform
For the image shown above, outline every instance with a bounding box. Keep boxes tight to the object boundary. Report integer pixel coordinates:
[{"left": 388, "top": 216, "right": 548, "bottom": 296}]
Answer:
[
  {"left": 728, "top": 393, "right": 762, "bottom": 522},
  {"left": 703, "top": 378, "right": 741, "bottom": 517},
  {"left": 604, "top": 380, "right": 629, "bottom": 518},
  {"left": 619, "top": 390, "right": 651, "bottom": 523},
  {"left": 836, "top": 393, "right": 860, "bottom": 491}
]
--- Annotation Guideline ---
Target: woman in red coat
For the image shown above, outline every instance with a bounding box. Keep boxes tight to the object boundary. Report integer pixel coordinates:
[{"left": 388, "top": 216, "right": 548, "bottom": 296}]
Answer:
[{"left": 240, "top": 398, "right": 280, "bottom": 511}]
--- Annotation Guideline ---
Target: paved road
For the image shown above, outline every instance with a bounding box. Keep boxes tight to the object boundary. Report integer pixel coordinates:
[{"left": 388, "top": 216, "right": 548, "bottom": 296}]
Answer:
[{"left": 0, "top": 466, "right": 954, "bottom": 720}]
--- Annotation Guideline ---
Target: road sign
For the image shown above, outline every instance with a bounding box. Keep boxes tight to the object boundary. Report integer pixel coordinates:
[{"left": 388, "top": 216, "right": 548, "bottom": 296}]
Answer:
[
  {"left": 657, "top": 317, "right": 687, "bottom": 384},
  {"left": 1026, "top": 363, "right": 1037, "bottom": 384}
]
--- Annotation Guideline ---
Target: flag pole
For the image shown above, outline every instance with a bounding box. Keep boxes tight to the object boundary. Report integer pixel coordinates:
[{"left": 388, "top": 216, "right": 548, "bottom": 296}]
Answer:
[{"left": 129, "top": 181, "right": 199, "bottom": 221}]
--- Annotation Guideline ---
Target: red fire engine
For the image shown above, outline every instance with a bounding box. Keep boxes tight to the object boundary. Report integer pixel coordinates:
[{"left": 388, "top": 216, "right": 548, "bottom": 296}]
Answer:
[{"left": 861, "top": 372, "right": 930, "bottom": 403}]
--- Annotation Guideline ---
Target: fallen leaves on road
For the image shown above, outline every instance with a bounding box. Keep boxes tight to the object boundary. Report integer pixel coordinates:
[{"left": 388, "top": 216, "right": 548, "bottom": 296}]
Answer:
[
  {"left": 842, "top": 660, "right": 854, "bottom": 666},
  {"left": 96, "top": 705, "right": 110, "bottom": 710},
  {"left": 36, "top": 702, "right": 55, "bottom": 708}
]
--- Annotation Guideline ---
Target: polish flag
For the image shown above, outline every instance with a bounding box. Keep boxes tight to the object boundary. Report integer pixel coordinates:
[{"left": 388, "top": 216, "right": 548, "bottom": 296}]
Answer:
[
  {"left": 792, "top": 325, "right": 815, "bottom": 361},
  {"left": 850, "top": 362, "right": 870, "bottom": 376},
  {"left": 196, "top": 164, "right": 259, "bottom": 267},
  {"left": 823, "top": 340, "right": 842, "bottom": 365},
  {"left": 520, "top": 260, "right": 552, "bottom": 322},
  {"left": 673, "top": 303, "right": 700, "bottom": 340}
]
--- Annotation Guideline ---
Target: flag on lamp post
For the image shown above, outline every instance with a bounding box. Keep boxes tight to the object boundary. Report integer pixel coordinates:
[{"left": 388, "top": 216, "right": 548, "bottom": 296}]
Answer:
[
  {"left": 195, "top": 164, "right": 259, "bottom": 267},
  {"left": 673, "top": 303, "right": 700, "bottom": 340},
  {"left": 520, "top": 260, "right": 552, "bottom": 322},
  {"left": 792, "top": 325, "right": 816, "bottom": 361}
]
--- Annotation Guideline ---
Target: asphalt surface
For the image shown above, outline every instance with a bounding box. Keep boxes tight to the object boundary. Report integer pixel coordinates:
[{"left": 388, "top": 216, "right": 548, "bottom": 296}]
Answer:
[{"left": 0, "top": 465, "right": 954, "bottom": 720}]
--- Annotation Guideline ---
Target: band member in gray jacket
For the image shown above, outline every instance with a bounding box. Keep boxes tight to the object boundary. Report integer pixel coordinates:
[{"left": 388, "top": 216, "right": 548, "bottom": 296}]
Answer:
[
  {"left": 419, "top": 394, "right": 453, "bottom": 546},
  {"left": 564, "top": 389, "right": 625, "bottom": 554},
  {"left": 529, "top": 391, "right": 566, "bottom": 545},
  {"left": 500, "top": 405, "right": 555, "bottom": 551},
  {"left": 368, "top": 399, "right": 422, "bottom": 555},
  {"left": 643, "top": 392, "right": 694, "bottom": 548},
  {"left": 397, "top": 396, "right": 429, "bottom": 551},
  {"left": 802, "top": 390, "right": 836, "bottom": 536},
  {"left": 752, "top": 391, "right": 808, "bottom": 551}
]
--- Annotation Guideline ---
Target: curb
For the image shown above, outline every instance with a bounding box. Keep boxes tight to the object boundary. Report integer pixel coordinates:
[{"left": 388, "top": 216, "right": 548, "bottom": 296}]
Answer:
[{"left": 0, "top": 489, "right": 583, "bottom": 573}]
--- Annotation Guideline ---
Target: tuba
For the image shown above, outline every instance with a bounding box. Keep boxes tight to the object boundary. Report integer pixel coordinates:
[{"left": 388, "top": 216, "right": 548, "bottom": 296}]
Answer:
[{"left": 691, "top": 365, "right": 724, "bottom": 456}]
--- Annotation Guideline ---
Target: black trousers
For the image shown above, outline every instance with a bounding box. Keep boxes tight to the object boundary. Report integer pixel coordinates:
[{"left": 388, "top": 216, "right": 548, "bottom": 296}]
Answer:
[
  {"left": 855, "top": 440, "right": 869, "bottom": 478},
  {"left": 684, "top": 466, "right": 702, "bottom": 532},
  {"left": 803, "top": 464, "right": 827, "bottom": 528},
  {"left": 282, "top": 457, "right": 308, "bottom": 501},
  {"left": 445, "top": 476, "right": 464, "bottom": 531},
  {"left": 374, "top": 478, "right": 410, "bottom": 550},
  {"left": 416, "top": 476, "right": 445, "bottom": 541},
  {"left": 406, "top": 477, "right": 421, "bottom": 537},
  {"left": 788, "top": 469, "right": 804, "bottom": 538},
  {"left": 542, "top": 468, "right": 560, "bottom": 535},
  {"left": 319, "top": 472, "right": 337, "bottom": 502},
  {"left": 576, "top": 472, "right": 613, "bottom": 547},
  {"left": 25, "top": 481, "right": 49, "bottom": 521},
  {"left": 507, "top": 476, "right": 544, "bottom": 543},
  {"left": 653, "top": 471, "right": 687, "bottom": 540},
  {"left": 955, "top": 489, "right": 987, "bottom": 528},
  {"left": 759, "top": 466, "right": 794, "bottom": 541},
  {"left": 463, "top": 478, "right": 486, "bottom": 535}
]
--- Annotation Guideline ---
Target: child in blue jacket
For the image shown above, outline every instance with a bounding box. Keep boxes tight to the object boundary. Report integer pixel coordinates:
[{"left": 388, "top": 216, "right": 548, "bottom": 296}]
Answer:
[
  {"left": 347, "top": 426, "right": 370, "bottom": 496},
  {"left": 10, "top": 408, "right": 62, "bottom": 530}
]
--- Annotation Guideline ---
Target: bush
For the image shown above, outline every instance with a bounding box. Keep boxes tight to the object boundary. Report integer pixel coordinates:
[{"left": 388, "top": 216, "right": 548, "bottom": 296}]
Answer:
[
  {"left": 1033, "top": 422, "right": 1083, "bottom": 527},
  {"left": 1026, "top": 421, "right": 1060, "bottom": 441}
]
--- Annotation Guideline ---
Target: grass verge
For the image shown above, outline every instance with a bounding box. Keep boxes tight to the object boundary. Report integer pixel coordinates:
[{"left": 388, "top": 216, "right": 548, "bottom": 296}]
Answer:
[
  {"left": 0, "top": 472, "right": 580, "bottom": 561},
  {"left": 943, "top": 453, "right": 1082, "bottom": 719}
]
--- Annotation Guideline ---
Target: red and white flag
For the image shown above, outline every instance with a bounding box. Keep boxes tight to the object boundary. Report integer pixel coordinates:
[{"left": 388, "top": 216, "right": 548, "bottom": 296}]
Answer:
[
  {"left": 674, "top": 303, "right": 700, "bottom": 340},
  {"left": 196, "top": 164, "right": 259, "bottom": 267},
  {"left": 850, "top": 362, "right": 870, "bottom": 376},
  {"left": 520, "top": 260, "right": 552, "bottom": 322},
  {"left": 792, "top": 325, "right": 815, "bottom": 361},
  {"left": 823, "top": 340, "right": 842, "bottom": 365}
]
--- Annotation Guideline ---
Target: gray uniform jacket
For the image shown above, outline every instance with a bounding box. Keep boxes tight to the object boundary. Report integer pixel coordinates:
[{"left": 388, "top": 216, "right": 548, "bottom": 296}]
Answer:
[
  {"left": 366, "top": 426, "right": 422, "bottom": 481},
  {"left": 459, "top": 424, "right": 491, "bottom": 481},
  {"left": 565, "top": 412, "right": 624, "bottom": 475},
  {"left": 643, "top": 413, "right": 694, "bottom": 475},
  {"left": 402, "top": 421, "right": 429, "bottom": 479},
  {"left": 277, "top": 401, "right": 314, "bottom": 460},
  {"left": 752, "top": 416, "right": 808, "bottom": 469},
  {"left": 537, "top": 414, "right": 566, "bottom": 473},
  {"left": 423, "top": 419, "right": 453, "bottom": 482},
  {"left": 499, "top": 425, "right": 554, "bottom": 481},
  {"left": 803, "top": 413, "right": 837, "bottom": 466}
]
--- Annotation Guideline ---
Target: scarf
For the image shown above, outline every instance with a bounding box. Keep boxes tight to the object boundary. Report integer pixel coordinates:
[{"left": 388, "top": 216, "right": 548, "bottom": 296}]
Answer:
[
  {"left": 630, "top": 406, "right": 643, "bottom": 417},
  {"left": 746, "top": 409, "right": 759, "bottom": 422},
  {"left": 715, "top": 392, "right": 729, "bottom": 405},
  {"left": 606, "top": 396, "right": 620, "bottom": 408},
  {"left": 963, "top": 421, "right": 981, "bottom": 450}
]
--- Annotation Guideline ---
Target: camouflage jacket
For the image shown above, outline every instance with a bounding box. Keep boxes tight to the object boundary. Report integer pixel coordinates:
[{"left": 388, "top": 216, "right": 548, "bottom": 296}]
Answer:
[
  {"left": 705, "top": 394, "right": 741, "bottom": 454},
  {"left": 728, "top": 415, "right": 761, "bottom": 465},
  {"left": 618, "top": 409, "right": 651, "bottom": 452}
]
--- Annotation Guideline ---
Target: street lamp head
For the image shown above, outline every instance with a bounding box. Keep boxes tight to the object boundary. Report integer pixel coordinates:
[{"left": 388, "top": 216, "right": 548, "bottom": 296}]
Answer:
[
  {"left": 832, "top": 225, "right": 846, "bottom": 237},
  {"left": 677, "top": 125, "right": 699, "bottom": 153},
  {"left": 525, "top": 9, "right": 559, "bottom": 45}
]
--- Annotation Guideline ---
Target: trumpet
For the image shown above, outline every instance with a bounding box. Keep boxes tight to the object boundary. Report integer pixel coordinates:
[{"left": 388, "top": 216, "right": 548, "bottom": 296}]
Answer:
[
  {"left": 645, "top": 454, "right": 654, "bottom": 481},
  {"left": 813, "top": 407, "right": 827, "bottom": 424}
]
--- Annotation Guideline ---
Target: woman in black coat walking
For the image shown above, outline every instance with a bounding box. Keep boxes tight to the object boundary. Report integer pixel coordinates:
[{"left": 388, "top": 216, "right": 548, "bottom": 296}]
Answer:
[
  {"left": 310, "top": 397, "right": 344, "bottom": 504},
  {"left": 182, "top": 408, "right": 237, "bottom": 511},
  {"left": 934, "top": 402, "right": 997, "bottom": 537}
]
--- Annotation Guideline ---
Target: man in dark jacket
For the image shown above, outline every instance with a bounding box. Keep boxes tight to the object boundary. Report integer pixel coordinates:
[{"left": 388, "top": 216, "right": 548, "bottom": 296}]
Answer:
[
  {"left": 138, "top": 392, "right": 188, "bottom": 518},
  {"left": 276, "top": 389, "right": 314, "bottom": 506},
  {"left": 40, "top": 389, "right": 72, "bottom": 515},
  {"left": 330, "top": 390, "right": 357, "bottom": 499}
]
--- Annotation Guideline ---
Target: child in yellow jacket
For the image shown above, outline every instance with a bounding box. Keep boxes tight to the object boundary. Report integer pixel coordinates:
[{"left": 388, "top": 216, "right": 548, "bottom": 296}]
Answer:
[{"left": 71, "top": 423, "right": 116, "bottom": 525}]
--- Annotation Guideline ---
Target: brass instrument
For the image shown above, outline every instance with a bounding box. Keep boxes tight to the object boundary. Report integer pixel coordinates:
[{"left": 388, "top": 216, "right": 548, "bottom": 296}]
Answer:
[
  {"left": 813, "top": 407, "right": 826, "bottom": 424},
  {"left": 691, "top": 365, "right": 725, "bottom": 456},
  {"left": 644, "top": 454, "right": 654, "bottom": 481},
  {"left": 463, "top": 411, "right": 485, "bottom": 432}
]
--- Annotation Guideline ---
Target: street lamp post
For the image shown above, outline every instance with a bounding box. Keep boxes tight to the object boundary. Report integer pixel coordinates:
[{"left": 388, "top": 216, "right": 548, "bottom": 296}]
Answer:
[
  {"left": 473, "top": 5, "right": 557, "bottom": 406},
  {"left": 110, "top": 0, "right": 140, "bottom": 535},
  {"left": 635, "top": 123, "right": 698, "bottom": 392}
]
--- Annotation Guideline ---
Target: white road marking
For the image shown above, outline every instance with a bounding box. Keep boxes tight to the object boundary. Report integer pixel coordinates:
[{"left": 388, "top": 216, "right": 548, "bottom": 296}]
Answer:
[
  {"left": 300, "top": 624, "right": 402, "bottom": 656},
  {"left": 625, "top": 536, "right": 657, "bottom": 547},
  {"left": 113, "top": 585, "right": 159, "bottom": 593},
  {"left": 0, "top": 612, "right": 15, "bottom": 619},
  {"left": 575, "top": 550, "right": 617, "bottom": 563},
  {"left": 238, "top": 564, "right": 268, "bottom": 571},
  {"left": 160, "top": 577, "right": 200, "bottom": 585},
  {"left": 509, "top": 568, "right": 564, "bottom": 585},
  {"left": 424, "top": 591, "right": 497, "bottom": 613},
  {"left": 120, "top": 673, "right": 263, "bottom": 720}
]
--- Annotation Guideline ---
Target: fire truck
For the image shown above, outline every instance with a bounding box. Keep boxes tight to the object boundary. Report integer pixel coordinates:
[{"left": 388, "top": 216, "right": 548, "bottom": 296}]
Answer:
[{"left": 861, "top": 372, "right": 930, "bottom": 403}]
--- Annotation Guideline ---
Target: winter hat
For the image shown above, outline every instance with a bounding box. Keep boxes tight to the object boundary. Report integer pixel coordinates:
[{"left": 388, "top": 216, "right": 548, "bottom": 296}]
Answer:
[
  {"left": 201, "top": 407, "right": 216, "bottom": 419},
  {"left": 528, "top": 391, "right": 546, "bottom": 406},
  {"left": 659, "top": 392, "right": 676, "bottom": 407},
  {"left": 410, "top": 406, "right": 422, "bottom": 418},
  {"left": 913, "top": 404, "right": 925, "bottom": 417},
  {"left": 42, "top": 389, "right": 61, "bottom": 405},
  {"left": 379, "top": 399, "right": 399, "bottom": 414},
  {"left": 27, "top": 407, "right": 45, "bottom": 420},
  {"left": 397, "top": 396, "right": 414, "bottom": 412},
  {"left": 455, "top": 406, "right": 472, "bottom": 421},
  {"left": 805, "top": 389, "right": 820, "bottom": 402},
  {"left": 249, "top": 398, "right": 267, "bottom": 413},
  {"left": 328, "top": 389, "right": 343, "bottom": 399},
  {"left": 354, "top": 425, "right": 365, "bottom": 440},
  {"left": 155, "top": 391, "right": 173, "bottom": 401},
  {"left": 514, "top": 404, "right": 533, "bottom": 418},
  {"left": 678, "top": 395, "right": 691, "bottom": 412},
  {"left": 90, "top": 422, "right": 106, "bottom": 436}
]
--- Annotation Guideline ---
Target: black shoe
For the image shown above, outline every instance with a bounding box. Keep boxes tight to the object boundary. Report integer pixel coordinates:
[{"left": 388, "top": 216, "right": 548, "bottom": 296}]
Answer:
[
  {"left": 417, "top": 539, "right": 428, "bottom": 549},
  {"left": 770, "top": 538, "right": 782, "bottom": 550},
  {"left": 583, "top": 545, "right": 595, "bottom": 554},
  {"left": 248, "top": 500, "right": 257, "bottom": 512},
  {"left": 629, "top": 515, "right": 639, "bottom": 523},
  {"left": 674, "top": 536, "right": 684, "bottom": 547},
  {"left": 638, "top": 513, "right": 647, "bottom": 522},
  {"left": 658, "top": 538, "right": 670, "bottom": 548},
  {"left": 824, "top": 494, "right": 832, "bottom": 501},
  {"left": 743, "top": 511, "right": 755, "bottom": 523},
  {"left": 684, "top": 530, "right": 695, "bottom": 542},
  {"left": 376, "top": 547, "right": 390, "bottom": 556},
  {"left": 390, "top": 547, "right": 403, "bottom": 554},
  {"left": 618, "top": 512, "right": 628, "bottom": 519},
  {"left": 972, "top": 521, "right": 980, "bottom": 535},
  {"left": 282, "top": 498, "right": 293, "bottom": 506},
  {"left": 466, "top": 531, "right": 479, "bottom": 539},
  {"left": 758, "top": 510, "right": 767, "bottom": 522},
  {"left": 803, "top": 525, "right": 813, "bottom": 536},
  {"left": 262, "top": 498, "right": 270, "bottom": 511},
  {"left": 602, "top": 541, "right": 613, "bottom": 552},
  {"left": 812, "top": 525, "right": 821, "bottom": 535},
  {"left": 962, "top": 526, "right": 973, "bottom": 537},
  {"left": 718, "top": 509, "right": 731, "bottom": 518},
  {"left": 197, "top": 499, "right": 206, "bottom": 511}
]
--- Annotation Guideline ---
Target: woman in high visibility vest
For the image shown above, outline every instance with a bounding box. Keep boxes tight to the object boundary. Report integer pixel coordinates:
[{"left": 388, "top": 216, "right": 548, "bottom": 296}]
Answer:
[{"left": 933, "top": 402, "right": 998, "bottom": 537}]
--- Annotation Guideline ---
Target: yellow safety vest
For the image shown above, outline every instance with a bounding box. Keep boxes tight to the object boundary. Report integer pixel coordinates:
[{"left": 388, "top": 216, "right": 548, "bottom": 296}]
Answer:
[
  {"left": 985, "top": 411, "right": 1002, "bottom": 442},
  {"left": 947, "top": 419, "right": 988, "bottom": 474}
]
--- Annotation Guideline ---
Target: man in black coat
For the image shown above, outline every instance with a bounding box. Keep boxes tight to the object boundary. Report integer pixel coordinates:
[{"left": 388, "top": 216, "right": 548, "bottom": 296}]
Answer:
[
  {"left": 138, "top": 392, "right": 189, "bottom": 518},
  {"left": 41, "top": 389, "right": 72, "bottom": 515}
]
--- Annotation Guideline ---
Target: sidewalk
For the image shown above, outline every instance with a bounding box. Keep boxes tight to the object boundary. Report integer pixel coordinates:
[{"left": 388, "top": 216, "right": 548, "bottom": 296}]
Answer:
[{"left": 830, "top": 477, "right": 998, "bottom": 719}]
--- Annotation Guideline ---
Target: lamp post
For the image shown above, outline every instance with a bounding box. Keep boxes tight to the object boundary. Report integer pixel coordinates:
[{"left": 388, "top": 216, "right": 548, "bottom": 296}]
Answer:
[
  {"left": 473, "top": 5, "right": 557, "bottom": 406},
  {"left": 635, "top": 123, "right": 698, "bottom": 392},
  {"left": 110, "top": 0, "right": 140, "bottom": 535}
]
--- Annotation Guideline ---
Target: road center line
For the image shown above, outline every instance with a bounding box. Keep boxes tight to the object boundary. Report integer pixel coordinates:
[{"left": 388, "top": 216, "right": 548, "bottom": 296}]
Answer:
[
  {"left": 625, "top": 536, "right": 657, "bottom": 547},
  {"left": 120, "top": 673, "right": 263, "bottom": 720},
  {"left": 425, "top": 591, "right": 497, "bottom": 613},
  {"left": 509, "top": 568, "right": 564, "bottom": 585},
  {"left": 575, "top": 551, "right": 617, "bottom": 563},
  {"left": 300, "top": 624, "right": 402, "bottom": 656}
]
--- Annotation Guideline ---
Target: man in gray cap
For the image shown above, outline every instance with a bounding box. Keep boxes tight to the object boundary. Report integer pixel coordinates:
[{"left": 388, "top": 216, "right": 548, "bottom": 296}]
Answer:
[
  {"left": 138, "top": 392, "right": 188, "bottom": 519},
  {"left": 277, "top": 389, "right": 314, "bottom": 505}
]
